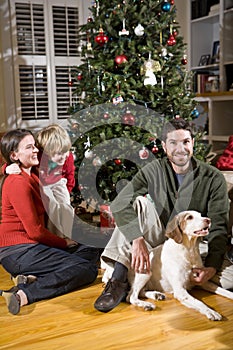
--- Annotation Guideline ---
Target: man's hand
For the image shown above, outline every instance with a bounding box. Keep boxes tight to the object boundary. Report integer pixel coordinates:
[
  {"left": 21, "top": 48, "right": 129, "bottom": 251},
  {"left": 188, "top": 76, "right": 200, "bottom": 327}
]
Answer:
[
  {"left": 131, "top": 236, "right": 150, "bottom": 274},
  {"left": 190, "top": 266, "right": 216, "bottom": 285}
]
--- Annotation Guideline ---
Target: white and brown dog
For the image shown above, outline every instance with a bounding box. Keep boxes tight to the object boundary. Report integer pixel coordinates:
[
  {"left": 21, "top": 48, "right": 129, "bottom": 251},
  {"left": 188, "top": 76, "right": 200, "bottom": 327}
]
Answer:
[{"left": 102, "top": 210, "right": 233, "bottom": 320}]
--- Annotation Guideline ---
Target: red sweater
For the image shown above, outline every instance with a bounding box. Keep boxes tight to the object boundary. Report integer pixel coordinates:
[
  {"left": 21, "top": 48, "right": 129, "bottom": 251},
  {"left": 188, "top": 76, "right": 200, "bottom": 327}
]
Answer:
[
  {"left": 0, "top": 170, "right": 67, "bottom": 249},
  {"left": 38, "top": 151, "right": 75, "bottom": 193}
]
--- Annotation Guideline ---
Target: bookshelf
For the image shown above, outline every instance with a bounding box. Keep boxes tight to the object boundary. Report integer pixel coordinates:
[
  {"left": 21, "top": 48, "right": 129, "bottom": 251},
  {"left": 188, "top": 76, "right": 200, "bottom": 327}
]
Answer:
[{"left": 190, "top": 0, "right": 233, "bottom": 151}]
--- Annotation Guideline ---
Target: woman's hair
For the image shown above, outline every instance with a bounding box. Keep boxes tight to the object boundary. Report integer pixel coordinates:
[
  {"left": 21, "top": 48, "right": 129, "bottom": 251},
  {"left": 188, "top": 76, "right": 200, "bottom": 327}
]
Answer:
[
  {"left": 0, "top": 129, "right": 34, "bottom": 165},
  {"left": 161, "top": 118, "right": 194, "bottom": 142},
  {"left": 36, "top": 124, "right": 71, "bottom": 157}
]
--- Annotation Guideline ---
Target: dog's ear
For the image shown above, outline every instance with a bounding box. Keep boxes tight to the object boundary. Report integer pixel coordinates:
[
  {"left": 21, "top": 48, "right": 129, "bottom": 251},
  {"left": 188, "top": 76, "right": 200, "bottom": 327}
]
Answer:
[{"left": 165, "top": 215, "right": 183, "bottom": 244}]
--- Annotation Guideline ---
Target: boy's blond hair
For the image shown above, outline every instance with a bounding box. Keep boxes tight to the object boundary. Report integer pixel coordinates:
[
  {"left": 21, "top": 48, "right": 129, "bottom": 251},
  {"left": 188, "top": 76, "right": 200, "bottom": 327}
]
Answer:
[{"left": 36, "top": 124, "right": 71, "bottom": 157}]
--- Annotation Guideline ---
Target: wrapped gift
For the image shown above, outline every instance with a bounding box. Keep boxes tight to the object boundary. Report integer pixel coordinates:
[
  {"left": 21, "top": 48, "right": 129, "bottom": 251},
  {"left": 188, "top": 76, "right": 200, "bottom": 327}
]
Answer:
[
  {"left": 100, "top": 204, "right": 115, "bottom": 231},
  {"left": 216, "top": 136, "right": 233, "bottom": 170}
]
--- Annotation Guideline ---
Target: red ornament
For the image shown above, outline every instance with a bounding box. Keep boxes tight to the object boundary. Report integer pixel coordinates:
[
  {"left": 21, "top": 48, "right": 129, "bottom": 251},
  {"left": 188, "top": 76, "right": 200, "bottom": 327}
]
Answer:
[
  {"left": 114, "top": 159, "right": 122, "bottom": 165},
  {"left": 114, "top": 54, "right": 128, "bottom": 65},
  {"left": 77, "top": 73, "right": 82, "bottom": 81},
  {"left": 152, "top": 146, "right": 159, "bottom": 154},
  {"left": 95, "top": 28, "right": 109, "bottom": 46},
  {"left": 121, "top": 109, "right": 135, "bottom": 125},
  {"left": 181, "top": 56, "right": 188, "bottom": 65},
  {"left": 173, "top": 30, "right": 178, "bottom": 37},
  {"left": 103, "top": 112, "right": 110, "bottom": 119},
  {"left": 139, "top": 148, "right": 149, "bottom": 160},
  {"left": 87, "top": 17, "right": 93, "bottom": 23},
  {"left": 170, "top": 0, "right": 175, "bottom": 5},
  {"left": 68, "top": 80, "right": 73, "bottom": 86},
  {"left": 167, "top": 34, "right": 176, "bottom": 46}
]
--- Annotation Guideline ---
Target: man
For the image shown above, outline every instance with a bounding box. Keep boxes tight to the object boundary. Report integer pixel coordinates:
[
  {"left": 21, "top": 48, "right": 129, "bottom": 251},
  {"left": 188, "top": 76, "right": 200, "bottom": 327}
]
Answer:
[{"left": 94, "top": 118, "right": 232, "bottom": 313}]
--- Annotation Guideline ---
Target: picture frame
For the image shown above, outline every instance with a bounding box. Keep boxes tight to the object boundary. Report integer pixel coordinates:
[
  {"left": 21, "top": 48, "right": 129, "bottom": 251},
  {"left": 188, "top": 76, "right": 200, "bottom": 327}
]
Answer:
[
  {"left": 198, "top": 54, "right": 210, "bottom": 66},
  {"left": 211, "top": 41, "right": 220, "bottom": 64}
]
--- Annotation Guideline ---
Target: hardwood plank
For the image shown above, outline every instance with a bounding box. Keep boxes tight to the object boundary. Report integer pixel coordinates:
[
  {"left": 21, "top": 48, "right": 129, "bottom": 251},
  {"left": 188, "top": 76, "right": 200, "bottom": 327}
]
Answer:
[{"left": 0, "top": 265, "right": 233, "bottom": 350}]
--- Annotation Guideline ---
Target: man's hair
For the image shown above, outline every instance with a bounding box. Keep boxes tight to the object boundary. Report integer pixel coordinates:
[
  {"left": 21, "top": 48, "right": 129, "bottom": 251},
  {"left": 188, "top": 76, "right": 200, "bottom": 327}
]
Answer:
[
  {"left": 36, "top": 124, "right": 71, "bottom": 156},
  {"left": 161, "top": 118, "right": 194, "bottom": 142},
  {"left": 0, "top": 129, "right": 34, "bottom": 165}
]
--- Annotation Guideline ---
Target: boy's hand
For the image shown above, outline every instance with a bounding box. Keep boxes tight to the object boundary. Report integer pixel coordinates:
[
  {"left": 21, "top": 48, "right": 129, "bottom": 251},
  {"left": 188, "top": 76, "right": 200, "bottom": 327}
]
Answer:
[{"left": 6, "top": 163, "right": 21, "bottom": 174}]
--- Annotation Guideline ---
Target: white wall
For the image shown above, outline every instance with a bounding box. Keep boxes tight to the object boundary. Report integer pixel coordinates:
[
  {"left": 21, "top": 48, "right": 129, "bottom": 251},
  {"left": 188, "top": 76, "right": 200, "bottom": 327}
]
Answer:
[
  {"left": 175, "top": 0, "right": 190, "bottom": 69},
  {"left": 175, "top": 0, "right": 189, "bottom": 44}
]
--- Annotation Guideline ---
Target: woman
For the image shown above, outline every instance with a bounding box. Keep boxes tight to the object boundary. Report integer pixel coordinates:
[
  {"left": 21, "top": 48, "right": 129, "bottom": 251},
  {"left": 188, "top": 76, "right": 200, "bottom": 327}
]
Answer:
[
  {"left": 5, "top": 124, "right": 76, "bottom": 239},
  {"left": 0, "top": 129, "right": 99, "bottom": 315}
]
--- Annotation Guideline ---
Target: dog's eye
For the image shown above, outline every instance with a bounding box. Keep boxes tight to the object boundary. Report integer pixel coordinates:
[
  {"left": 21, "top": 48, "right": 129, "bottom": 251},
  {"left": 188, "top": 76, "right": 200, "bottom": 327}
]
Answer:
[{"left": 187, "top": 215, "right": 193, "bottom": 220}]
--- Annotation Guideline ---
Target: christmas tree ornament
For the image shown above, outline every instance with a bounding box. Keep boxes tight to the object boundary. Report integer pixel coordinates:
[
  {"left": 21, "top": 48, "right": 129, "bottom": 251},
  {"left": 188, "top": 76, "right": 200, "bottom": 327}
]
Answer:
[
  {"left": 139, "top": 147, "right": 149, "bottom": 160},
  {"left": 77, "top": 40, "right": 85, "bottom": 53},
  {"left": 101, "top": 81, "right": 105, "bottom": 92},
  {"left": 160, "top": 47, "right": 168, "bottom": 57},
  {"left": 162, "top": 0, "right": 171, "bottom": 12},
  {"left": 114, "top": 159, "right": 122, "bottom": 165},
  {"left": 71, "top": 122, "right": 80, "bottom": 130},
  {"left": 87, "top": 16, "right": 93, "bottom": 22},
  {"left": 134, "top": 23, "right": 144, "bottom": 36},
  {"left": 95, "top": 27, "right": 109, "bottom": 46},
  {"left": 68, "top": 80, "right": 73, "bottom": 86},
  {"left": 141, "top": 53, "right": 161, "bottom": 86},
  {"left": 93, "top": 156, "right": 102, "bottom": 166},
  {"left": 81, "top": 91, "right": 86, "bottom": 100},
  {"left": 112, "top": 93, "right": 124, "bottom": 105},
  {"left": 70, "top": 147, "right": 77, "bottom": 161},
  {"left": 95, "top": 0, "right": 100, "bottom": 16},
  {"left": 86, "top": 31, "right": 92, "bottom": 51},
  {"left": 151, "top": 145, "right": 159, "bottom": 154},
  {"left": 191, "top": 108, "right": 199, "bottom": 118},
  {"left": 84, "top": 149, "right": 94, "bottom": 159},
  {"left": 170, "top": 0, "right": 175, "bottom": 5},
  {"left": 121, "top": 108, "right": 135, "bottom": 125},
  {"left": 114, "top": 54, "right": 128, "bottom": 65},
  {"left": 167, "top": 33, "right": 176, "bottom": 46},
  {"left": 77, "top": 73, "right": 82, "bottom": 81},
  {"left": 103, "top": 112, "right": 110, "bottom": 119},
  {"left": 119, "top": 18, "right": 129, "bottom": 36},
  {"left": 161, "top": 75, "right": 164, "bottom": 90},
  {"left": 181, "top": 54, "right": 188, "bottom": 65}
]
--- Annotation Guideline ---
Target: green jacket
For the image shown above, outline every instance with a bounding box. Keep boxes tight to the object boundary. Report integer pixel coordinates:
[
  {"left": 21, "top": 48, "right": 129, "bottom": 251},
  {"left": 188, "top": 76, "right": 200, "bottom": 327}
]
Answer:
[{"left": 110, "top": 157, "right": 229, "bottom": 270}]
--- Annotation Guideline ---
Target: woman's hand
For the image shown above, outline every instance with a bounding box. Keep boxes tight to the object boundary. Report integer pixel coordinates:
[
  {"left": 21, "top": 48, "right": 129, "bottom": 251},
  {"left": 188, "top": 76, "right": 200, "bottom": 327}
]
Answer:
[
  {"left": 65, "top": 237, "right": 78, "bottom": 247},
  {"left": 131, "top": 236, "right": 150, "bottom": 274}
]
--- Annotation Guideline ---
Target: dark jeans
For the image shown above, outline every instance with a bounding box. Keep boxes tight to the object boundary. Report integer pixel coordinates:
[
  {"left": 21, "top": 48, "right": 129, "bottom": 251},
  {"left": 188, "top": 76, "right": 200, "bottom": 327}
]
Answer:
[{"left": 1, "top": 244, "right": 100, "bottom": 304}]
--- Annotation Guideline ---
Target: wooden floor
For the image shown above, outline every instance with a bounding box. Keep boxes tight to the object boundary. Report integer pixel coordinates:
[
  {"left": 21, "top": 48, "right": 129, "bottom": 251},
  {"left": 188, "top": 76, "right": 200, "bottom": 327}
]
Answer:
[{"left": 0, "top": 265, "right": 233, "bottom": 350}]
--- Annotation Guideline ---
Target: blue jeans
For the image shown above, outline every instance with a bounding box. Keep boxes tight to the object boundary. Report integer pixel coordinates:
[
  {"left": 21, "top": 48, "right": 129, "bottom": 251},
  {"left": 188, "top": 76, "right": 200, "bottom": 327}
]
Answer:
[{"left": 1, "top": 244, "right": 100, "bottom": 304}]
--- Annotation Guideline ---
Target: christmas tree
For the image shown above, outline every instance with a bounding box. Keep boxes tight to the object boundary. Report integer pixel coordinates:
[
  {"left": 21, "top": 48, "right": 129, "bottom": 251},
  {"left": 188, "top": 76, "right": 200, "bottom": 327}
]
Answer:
[{"left": 67, "top": 0, "right": 209, "bottom": 211}]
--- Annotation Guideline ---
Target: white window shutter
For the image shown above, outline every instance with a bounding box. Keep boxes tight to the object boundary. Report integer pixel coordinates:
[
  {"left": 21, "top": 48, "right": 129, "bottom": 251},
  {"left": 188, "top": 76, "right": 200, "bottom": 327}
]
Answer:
[{"left": 10, "top": 0, "right": 83, "bottom": 128}]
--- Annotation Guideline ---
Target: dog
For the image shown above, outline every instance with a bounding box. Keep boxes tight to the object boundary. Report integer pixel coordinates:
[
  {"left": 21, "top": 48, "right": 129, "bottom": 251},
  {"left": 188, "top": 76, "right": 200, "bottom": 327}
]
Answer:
[{"left": 102, "top": 210, "right": 233, "bottom": 320}]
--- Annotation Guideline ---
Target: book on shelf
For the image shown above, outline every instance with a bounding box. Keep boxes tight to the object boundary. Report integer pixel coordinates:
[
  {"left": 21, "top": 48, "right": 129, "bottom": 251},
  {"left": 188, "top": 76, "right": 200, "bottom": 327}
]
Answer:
[{"left": 194, "top": 74, "right": 219, "bottom": 93}]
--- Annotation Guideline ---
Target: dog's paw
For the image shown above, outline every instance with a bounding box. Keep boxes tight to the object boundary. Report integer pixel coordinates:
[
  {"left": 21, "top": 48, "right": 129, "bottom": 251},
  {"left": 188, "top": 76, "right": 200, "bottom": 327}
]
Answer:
[
  {"left": 128, "top": 297, "right": 156, "bottom": 311},
  {"left": 143, "top": 302, "right": 156, "bottom": 311},
  {"left": 205, "top": 309, "right": 222, "bottom": 321},
  {"left": 144, "top": 291, "right": 166, "bottom": 301}
]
